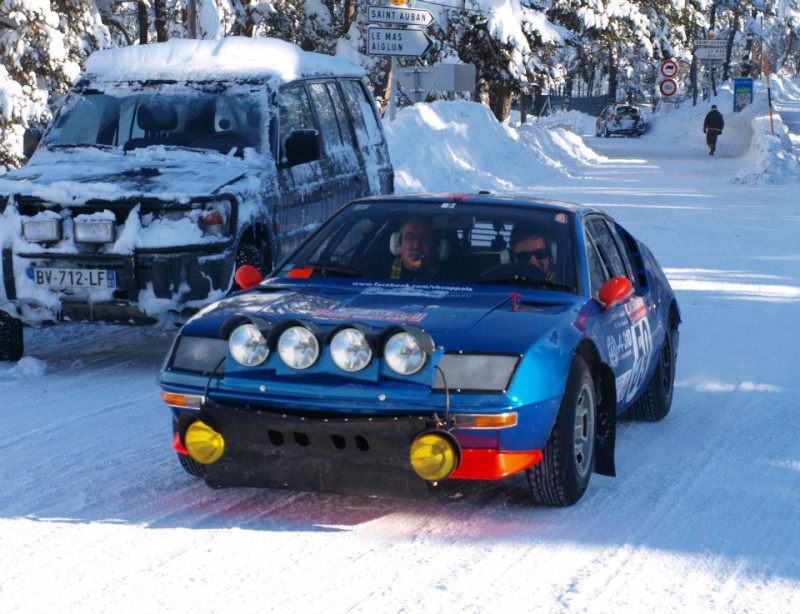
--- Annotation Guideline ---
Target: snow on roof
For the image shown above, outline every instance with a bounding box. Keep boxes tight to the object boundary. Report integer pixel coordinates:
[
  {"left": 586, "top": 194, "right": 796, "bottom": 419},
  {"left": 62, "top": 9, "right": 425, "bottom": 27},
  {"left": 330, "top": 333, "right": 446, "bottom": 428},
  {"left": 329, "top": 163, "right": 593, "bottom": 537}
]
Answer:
[{"left": 83, "top": 37, "right": 365, "bottom": 83}]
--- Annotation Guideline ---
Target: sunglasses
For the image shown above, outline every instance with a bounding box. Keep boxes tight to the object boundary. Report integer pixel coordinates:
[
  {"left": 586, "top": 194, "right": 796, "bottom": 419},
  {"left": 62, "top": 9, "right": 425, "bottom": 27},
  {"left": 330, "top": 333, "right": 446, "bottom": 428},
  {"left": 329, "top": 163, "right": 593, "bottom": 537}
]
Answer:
[{"left": 513, "top": 248, "right": 549, "bottom": 261}]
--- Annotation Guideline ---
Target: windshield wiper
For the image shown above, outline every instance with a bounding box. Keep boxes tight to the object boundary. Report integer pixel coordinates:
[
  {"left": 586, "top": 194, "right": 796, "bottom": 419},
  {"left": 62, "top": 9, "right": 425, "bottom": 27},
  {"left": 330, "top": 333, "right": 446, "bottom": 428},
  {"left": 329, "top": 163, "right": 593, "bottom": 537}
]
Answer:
[{"left": 48, "top": 143, "right": 116, "bottom": 151}]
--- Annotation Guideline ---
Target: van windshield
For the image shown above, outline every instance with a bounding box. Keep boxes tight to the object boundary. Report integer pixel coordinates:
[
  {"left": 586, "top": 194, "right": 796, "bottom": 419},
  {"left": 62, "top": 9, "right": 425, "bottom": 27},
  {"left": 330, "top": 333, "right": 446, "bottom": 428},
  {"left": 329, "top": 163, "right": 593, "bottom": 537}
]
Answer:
[{"left": 44, "top": 86, "right": 269, "bottom": 156}]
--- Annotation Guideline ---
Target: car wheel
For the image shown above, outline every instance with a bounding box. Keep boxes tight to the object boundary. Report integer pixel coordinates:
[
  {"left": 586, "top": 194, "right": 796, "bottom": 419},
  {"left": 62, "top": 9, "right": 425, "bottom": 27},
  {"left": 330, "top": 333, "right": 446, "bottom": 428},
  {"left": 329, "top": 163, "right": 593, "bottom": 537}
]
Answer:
[
  {"left": 178, "top": 453, "right": 207, "bottom": 479},
  {"left": 603, "top": 127, "right": 610, "bottom": 138},
  {"left": 627, "top": 326, "right": 676, "bottom": 422},
  {"left": 528, "top": 355, "right": 596, "bottom": 506},
  {"left": 0, "top": 311, "right": 24, "bottom": 361}
]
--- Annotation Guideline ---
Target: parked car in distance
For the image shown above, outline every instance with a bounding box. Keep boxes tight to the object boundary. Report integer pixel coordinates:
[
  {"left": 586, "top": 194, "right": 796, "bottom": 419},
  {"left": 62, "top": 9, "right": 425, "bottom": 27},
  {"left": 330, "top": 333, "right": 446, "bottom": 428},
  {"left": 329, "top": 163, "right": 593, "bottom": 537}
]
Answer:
[
  {"left": 158, "top": 192, "right": 681, "bottom": 507},
  {"left": 0, "top": 37, "right": 393, "bottom": 362},
  {"left": 596, "top": 104, "right": 647, "bottom": 137}
]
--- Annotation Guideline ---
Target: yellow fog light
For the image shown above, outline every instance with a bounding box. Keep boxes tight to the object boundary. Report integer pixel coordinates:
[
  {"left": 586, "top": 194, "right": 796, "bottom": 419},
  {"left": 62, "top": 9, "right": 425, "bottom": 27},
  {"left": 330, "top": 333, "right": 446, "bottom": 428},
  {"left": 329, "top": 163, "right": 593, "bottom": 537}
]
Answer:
[
  {"left": 184, "top": 421, "right": 225, "bottom": 465},
  {"left": 409, "top": 431, "right": 459, "bottom": 482}
]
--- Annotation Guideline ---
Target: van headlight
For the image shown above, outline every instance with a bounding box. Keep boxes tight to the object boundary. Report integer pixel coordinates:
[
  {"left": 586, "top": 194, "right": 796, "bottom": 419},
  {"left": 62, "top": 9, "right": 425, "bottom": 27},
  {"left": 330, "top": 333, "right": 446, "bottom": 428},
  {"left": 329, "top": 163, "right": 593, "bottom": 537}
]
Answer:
[
  {"left": 74, "top": 219, "right": 116, "bottom": 243},
  {"left": 23, "top": 219, "right": 62, "bottom": 242}
]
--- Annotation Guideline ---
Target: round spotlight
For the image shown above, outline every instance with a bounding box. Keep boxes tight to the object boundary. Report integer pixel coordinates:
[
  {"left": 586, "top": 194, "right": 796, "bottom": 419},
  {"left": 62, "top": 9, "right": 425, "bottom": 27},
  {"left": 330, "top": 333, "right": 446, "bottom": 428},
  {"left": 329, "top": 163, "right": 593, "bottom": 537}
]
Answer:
[
  {"left": 384, "top": 331, "right": 427, "bottom": 375},
  {"left": 409, "top": 431, "right": 459, "bottom": 482},
  {"left": 229, "top": 323, "right": 269, "bottom": 367},
  {"left": 278, "top": 325, "right": 319, "bottom": 369},
  {"left": 330, "top": 327, "right": 372, "bottom": 372},
  {"left": 184, "top": 421, "right": 225, "bottom": 464}
]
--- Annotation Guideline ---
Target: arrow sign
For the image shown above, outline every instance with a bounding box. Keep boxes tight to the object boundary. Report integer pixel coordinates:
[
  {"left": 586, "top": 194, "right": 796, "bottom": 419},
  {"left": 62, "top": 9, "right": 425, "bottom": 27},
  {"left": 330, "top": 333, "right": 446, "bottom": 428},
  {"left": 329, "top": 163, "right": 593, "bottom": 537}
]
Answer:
[
  {"left": 694, "top": 47, "right": 726, "bottom": 61},
  {"left": 367, "top": 26, "right": 434, "bottom": 57},
  {"left": 368, "top": 6, "right": 435, "bottom": 27}
]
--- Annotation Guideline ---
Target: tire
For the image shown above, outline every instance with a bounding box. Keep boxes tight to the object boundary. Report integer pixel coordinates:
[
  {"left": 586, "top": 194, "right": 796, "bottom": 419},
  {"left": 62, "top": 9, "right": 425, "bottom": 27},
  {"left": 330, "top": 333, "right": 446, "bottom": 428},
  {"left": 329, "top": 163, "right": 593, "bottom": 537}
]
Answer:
[
  {"left": 626, "top": 326, "right": 676, "bottom": 422},
  {"left": 0, "top": 311, "right": 24, "bottom": 361},
  {"left": 232, "top": 239, "right": 267, "bottom": 291},
  {"left": 528, "top": 355, "right": 596, "bottom": 506},
  {"left": 178, "top": 453, "right": 206, "bottom": 479},
  {"left": 603, "top": 127, "right": 610, "bottom": 138}
]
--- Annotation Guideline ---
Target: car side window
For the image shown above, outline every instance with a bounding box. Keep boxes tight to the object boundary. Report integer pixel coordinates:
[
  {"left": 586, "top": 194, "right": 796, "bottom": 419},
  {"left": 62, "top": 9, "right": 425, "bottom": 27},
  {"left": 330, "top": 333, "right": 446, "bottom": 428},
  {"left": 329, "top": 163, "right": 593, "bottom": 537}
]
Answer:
[
  {"left": 586, "top": 217, "right": 633, "bottom": 294},
  {"left": 278, "top": 84, "right": 316, "bottom": 163},
  {"left": 585, "top": 235, "right": 610, "bottom": 297}
]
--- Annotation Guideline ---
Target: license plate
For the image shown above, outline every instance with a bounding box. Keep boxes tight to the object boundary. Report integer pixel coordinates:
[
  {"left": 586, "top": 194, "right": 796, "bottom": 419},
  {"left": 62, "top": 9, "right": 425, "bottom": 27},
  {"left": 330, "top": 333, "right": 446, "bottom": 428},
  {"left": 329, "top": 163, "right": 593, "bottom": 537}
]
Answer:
[{"left": 31, "top": 267, "right": 117, "bottom": 289}]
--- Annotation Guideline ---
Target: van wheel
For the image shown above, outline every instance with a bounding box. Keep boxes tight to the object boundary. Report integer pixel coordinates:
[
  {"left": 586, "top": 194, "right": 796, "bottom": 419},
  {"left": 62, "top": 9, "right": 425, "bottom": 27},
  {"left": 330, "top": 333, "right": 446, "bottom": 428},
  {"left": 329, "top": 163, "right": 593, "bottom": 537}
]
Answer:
[
  {"left": 233, "top": 238, "right": 269, "bottom": 291},
  {"left": 0, "top": 311, "right": 24, "bottom": 361}
]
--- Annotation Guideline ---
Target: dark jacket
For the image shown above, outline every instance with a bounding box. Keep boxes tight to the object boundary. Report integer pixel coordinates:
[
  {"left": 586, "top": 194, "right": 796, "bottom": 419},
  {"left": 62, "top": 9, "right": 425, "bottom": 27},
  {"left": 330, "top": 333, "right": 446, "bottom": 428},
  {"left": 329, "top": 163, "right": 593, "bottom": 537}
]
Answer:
[{"left": 704, "top": 109, "right": 724, "bottom": 133}]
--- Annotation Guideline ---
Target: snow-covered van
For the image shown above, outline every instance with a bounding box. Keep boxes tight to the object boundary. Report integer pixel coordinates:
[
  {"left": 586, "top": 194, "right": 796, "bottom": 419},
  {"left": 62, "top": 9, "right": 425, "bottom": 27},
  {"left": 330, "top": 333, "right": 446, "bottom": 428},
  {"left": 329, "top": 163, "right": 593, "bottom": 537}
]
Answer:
[{"left": 0, "top": 37, "right": 393, "bottom": 360}]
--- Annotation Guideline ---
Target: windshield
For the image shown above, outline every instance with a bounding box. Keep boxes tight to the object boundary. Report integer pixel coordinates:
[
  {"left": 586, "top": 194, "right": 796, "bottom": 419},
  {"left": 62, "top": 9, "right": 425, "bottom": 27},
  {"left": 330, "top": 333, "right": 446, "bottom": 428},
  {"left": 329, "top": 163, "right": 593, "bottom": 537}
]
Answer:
[
  {"left": 44, "top": 83, "right": 271, "bottom": 156},
  {"left": 276, "top": 199, "right": 579, "bottom": 292}
]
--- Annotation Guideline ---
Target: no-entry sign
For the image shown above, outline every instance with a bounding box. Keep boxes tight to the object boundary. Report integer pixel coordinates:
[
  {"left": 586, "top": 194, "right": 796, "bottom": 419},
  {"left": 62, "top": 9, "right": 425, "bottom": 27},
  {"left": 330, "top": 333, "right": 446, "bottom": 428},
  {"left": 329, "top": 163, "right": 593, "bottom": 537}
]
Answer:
[{"left": 660, "top": 59, "right": 679, "bottom": 79}]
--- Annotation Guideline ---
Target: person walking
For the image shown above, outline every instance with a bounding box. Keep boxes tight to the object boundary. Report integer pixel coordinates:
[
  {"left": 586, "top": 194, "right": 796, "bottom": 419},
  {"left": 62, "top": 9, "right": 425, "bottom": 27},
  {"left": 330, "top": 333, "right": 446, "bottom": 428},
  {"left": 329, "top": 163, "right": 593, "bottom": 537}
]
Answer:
[{"left": 703, "top": 104, "right": 724, "bottom": 155}]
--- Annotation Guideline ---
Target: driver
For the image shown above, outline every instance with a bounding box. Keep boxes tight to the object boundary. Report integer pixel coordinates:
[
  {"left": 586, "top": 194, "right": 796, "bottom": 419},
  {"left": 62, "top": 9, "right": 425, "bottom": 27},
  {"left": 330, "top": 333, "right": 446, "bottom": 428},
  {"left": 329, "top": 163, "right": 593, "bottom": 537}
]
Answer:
[
  {"left": 391, "top": 217, "right": 442, "bottom": 280},
  {"left": 510, "top": 224, "right": 555, "bottom": 282}
]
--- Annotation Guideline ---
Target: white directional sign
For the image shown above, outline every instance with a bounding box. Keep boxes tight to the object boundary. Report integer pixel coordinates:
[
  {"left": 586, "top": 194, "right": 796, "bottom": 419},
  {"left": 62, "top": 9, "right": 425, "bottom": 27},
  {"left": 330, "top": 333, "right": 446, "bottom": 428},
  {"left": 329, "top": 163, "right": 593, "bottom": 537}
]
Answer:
[
  {"left": 694, "top": 38, "right": 727, "bottom": 48},
  {"left": 368, "top": 5, "right": 435, "bottom": 27},
  {"left": 694, "top": 47, "right": 726, "bottom": 61},
  {"left": 367, "top": 26, "right": 434, "bottom": 57}
]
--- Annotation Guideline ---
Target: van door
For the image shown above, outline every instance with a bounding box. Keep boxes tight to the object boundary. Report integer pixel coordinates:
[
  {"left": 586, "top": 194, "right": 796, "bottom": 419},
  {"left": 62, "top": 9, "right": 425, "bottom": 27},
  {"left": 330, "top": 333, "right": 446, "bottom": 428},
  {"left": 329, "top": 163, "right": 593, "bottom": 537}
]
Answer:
[
  {"left": 275, "top": 80, "right": 368, "bottom": 260},
  {"left": 275, "top": 83, "right": 328, "bottom": 259},
  {"left": 306, "top": 80, "right": 368, "bottom": 202},
  {"left": 338, "top": 79, "right": 394, "bottom": 195}
]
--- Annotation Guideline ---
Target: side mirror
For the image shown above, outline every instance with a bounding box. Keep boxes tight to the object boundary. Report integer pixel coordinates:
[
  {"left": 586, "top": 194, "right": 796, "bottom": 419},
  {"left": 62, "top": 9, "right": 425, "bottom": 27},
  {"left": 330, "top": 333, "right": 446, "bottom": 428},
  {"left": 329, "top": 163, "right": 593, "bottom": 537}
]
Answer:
[
  {"left": 598, "top": 276, "right": 634, "bottom": 310},
  {"left": 234, "top": 265, "right": 264, "bottom": 291},
  {"left": 284, "top": 129, "right": 320, "bottom": 166},
  {"left": 23, "top": 127, "right": 42, "bottom": 158}
]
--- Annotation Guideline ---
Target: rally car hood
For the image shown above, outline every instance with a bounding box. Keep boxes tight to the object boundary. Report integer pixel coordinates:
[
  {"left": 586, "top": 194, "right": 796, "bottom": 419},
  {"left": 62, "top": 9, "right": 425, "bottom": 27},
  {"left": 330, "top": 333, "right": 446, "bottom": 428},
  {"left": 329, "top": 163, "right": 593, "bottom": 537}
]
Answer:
[
  {"left": 187, "top": 281, "right": 580, "bottom": 352},
  {"left": 0, "top": 147, "right": 251, "bottom": 201}
]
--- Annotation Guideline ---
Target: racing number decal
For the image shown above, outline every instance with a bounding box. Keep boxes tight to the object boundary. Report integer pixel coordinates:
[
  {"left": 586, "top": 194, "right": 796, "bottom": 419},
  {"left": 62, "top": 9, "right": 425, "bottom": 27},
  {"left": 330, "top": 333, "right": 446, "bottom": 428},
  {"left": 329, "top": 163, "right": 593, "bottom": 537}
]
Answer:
[{"left": 624, "top": 297, "right": 653, "bottom": 402}]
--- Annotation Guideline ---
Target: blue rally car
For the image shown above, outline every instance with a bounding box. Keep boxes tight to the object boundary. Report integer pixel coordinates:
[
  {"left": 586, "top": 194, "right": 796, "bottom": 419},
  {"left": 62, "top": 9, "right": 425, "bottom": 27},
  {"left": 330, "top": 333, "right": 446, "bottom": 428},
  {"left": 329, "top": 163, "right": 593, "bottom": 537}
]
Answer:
[{"left": 157, "top": 193, "right": 680, "bottom": 506}]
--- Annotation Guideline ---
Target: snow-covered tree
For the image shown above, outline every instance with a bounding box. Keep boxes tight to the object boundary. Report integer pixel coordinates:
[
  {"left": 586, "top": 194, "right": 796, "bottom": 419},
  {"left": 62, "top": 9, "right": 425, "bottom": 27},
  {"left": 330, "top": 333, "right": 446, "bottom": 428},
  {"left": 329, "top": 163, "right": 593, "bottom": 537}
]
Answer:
[{"left": 0, "top": 0, "right": 109, "bottom": 168}]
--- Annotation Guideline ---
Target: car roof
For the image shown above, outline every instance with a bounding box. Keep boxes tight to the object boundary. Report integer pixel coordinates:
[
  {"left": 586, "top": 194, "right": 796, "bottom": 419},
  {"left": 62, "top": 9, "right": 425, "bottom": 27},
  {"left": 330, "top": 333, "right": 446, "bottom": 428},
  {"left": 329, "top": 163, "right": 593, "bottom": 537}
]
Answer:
[
  {"left": 83, "top": 37, "right": 365, "bottom": 84},
  {"left": 348, "top": 192, "right": 601, "bottom": 218}
]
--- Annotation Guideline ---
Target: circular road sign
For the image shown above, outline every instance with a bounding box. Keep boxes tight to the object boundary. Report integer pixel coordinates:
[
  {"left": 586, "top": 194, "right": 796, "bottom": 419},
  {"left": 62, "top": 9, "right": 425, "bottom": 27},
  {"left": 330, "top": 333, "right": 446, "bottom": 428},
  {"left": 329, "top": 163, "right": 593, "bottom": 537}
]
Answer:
[
  {"left": 660, "top": 59, "right": 679, "bottom": 79},
  {"left": 659, "top": 78, "right": 677, "bottom": 97}
]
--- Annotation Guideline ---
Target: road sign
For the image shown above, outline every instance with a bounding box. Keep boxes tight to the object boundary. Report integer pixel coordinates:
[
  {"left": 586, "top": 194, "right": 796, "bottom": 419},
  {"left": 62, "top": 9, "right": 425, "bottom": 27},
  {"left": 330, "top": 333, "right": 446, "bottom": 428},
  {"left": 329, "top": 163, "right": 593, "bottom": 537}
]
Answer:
[
  {"left": 659, "top": 79, "right": 677, "bottom": 97},
  {"left": 694, "top": 38, "right": 727, "bottom": 48},
  {"left": 660, "top": 59, "right": 679, "bottom": 78},
  {"left": 367, "top": 26, "right": 433, "bottom": 57},
  {"left": 693, "top": 47, "right": 726, "bottom": 61},
  {"left": 368, "top": 5, "right": 435, "bottom": 27}
]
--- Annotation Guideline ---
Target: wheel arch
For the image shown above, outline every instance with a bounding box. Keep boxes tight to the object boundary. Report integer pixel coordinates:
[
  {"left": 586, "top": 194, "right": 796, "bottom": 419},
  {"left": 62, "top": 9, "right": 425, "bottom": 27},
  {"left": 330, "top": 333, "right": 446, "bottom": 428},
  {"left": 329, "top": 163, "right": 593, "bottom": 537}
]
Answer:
[
  {"left": 576, "top": 339, "right": 617, "bottom": 477},
  {"left": 236, "top": 222, "right": 274, "bottom": 271}
]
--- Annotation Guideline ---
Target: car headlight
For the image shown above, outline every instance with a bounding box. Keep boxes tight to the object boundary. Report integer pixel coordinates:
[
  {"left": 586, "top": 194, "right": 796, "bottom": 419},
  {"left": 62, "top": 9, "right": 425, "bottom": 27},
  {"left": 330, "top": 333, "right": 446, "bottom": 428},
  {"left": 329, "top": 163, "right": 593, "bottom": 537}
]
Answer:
[
  {"left": 433, "top": 354, "right": 520, "bottom": 392},
  {"left": 23, "top": 218, "right": 62, "bottom": 242},
  {"left": 229, "top": 324, "right": 269, "bottom": 367},
  {"left": 74, "top": 219, "right": 116, "bottom": 243},
  {"left": 278, "top": 325, "right": 319, "bottom": 369},
  {"left": 384, "top": 331, "right": 427, "bottom": 375},
  {"left": 170, "top": 335, "right": 228, "bottom": 374},
  {"left": 330, "top": 327, "right": 372, "bottom": 372}
]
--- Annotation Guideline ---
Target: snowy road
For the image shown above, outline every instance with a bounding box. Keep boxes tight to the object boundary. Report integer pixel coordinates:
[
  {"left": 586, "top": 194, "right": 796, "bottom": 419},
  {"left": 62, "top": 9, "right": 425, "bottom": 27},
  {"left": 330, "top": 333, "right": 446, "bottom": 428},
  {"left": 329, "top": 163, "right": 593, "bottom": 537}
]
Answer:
[{"left": 2, "top": 100, "right": 799, "bottom": 612}]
